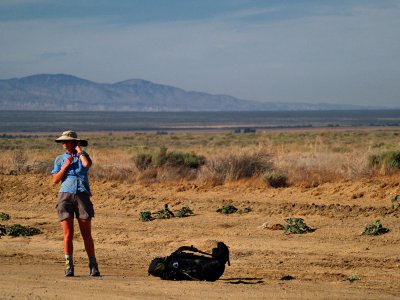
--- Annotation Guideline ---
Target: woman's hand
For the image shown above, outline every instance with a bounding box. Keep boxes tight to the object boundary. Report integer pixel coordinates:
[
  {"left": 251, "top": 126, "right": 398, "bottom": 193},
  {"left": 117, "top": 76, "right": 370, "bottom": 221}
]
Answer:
[{"left": 53, "top": 154, "right": 73, "bottom": 184}]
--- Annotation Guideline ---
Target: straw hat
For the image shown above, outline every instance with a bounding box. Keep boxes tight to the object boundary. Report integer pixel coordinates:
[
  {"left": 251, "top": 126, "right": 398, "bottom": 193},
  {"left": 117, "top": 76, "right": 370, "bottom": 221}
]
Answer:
[{"left": 55, "top": 130, "right": 88, "bottom": 147}]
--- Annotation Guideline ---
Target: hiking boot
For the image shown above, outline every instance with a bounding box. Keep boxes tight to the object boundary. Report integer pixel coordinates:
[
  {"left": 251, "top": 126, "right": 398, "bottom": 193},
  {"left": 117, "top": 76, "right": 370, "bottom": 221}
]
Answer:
[
  {"left": 89, "top": 262, "right": 100, "bottom": 277},
  {"left": 65, "top": 259, "right": 74, "bottom": 277}
]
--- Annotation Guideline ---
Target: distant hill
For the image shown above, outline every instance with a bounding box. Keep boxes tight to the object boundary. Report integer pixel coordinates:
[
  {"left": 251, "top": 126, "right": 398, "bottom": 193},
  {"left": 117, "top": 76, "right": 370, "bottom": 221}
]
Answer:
[{"left": 0, "top": 74, "right": 370, "bottom": 111}]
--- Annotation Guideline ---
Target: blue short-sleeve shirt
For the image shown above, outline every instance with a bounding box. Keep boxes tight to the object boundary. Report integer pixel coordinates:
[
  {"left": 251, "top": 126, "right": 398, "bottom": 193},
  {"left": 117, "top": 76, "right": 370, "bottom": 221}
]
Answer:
[{"left": 51, "top": 153, "right": 92, "bottom": 195}]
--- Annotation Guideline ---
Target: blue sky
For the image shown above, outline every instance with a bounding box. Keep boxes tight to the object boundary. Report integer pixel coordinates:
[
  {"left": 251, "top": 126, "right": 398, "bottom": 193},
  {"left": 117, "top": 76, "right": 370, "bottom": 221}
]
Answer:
[{"left": 1, "top": 0, "right": 399, "bottom": 107}]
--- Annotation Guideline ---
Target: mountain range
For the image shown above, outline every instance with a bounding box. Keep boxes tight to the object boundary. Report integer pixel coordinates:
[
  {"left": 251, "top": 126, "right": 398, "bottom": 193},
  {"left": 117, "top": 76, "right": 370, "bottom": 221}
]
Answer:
[{"left": 0, "top": 74, "right": 372, "bottom": 111}]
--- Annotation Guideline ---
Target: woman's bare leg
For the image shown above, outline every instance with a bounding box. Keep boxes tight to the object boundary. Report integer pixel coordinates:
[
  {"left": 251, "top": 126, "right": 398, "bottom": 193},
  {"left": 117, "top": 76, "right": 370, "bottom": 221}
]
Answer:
[{"left": 60, "top": 217, "right": 74, "bottom": 255}]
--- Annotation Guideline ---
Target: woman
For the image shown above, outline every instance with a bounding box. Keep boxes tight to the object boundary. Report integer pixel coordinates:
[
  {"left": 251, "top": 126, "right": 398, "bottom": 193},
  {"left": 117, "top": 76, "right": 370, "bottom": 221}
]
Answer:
[{"left": 51, "top": 130, "right": 100, "bottom": 277}]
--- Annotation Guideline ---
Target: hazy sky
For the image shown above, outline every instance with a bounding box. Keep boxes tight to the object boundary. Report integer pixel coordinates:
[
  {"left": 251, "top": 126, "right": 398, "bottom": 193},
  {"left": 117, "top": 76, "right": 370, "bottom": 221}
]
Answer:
[{"left": 1, "top": 0, "right": 399, "bottom": 107}]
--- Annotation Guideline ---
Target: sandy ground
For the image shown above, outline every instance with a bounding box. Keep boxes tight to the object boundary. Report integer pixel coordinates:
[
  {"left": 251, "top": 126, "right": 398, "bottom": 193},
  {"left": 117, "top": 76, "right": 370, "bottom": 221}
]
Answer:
[{"left": 1, "top": 174, "right": 400, "bottom": 299}]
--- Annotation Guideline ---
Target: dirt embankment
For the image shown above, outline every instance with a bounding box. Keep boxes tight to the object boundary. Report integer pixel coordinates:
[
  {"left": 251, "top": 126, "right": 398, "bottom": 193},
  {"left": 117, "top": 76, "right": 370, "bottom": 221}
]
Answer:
[{"left": 1, "top": 174, "right": 400, "bottom": 299}]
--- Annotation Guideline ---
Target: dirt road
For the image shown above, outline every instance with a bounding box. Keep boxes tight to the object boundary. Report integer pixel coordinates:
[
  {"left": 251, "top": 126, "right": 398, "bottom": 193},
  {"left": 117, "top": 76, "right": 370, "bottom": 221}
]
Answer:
[{"left": 1, "top": 174, "right": 399, "bottom": 299}]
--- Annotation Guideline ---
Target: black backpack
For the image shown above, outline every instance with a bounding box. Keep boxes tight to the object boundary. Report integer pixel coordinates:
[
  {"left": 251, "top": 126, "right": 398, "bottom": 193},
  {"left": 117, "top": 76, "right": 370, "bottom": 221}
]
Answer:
[{"left": 148, "top": 242, "right": 230, "bottom": 281}]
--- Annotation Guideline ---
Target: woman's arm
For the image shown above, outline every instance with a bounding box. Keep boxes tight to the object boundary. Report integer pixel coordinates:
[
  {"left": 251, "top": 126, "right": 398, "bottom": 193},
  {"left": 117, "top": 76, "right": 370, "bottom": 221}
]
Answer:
[
  {"left": 52, "top": 156, "right": 73, "bottom": 184},
  {"left": 76, "top": 145, "right": 92, "bottom": 168}
]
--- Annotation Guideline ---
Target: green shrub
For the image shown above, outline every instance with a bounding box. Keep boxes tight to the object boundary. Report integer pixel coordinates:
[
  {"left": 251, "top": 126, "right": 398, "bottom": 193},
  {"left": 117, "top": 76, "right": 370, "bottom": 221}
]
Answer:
[
  {"left": 1, "top": 224, "right": 41, "bottom": 237},
  {"left": 134, "top": 153, "right": 153, "bottom": 171},
  {"left": 134, "top": 147, "right": 205, "bottom": 171},
  {"left": 0, "top": 212, "right": 10, "bottom": 221},
  {"left": 217, "top": 204, "right": 238, "bottom": 214},
  {"left": 139, "top": 211, "right": 153, "bottom": 222},
  {"left": 362, "top": 220, "right": 389, "bottom": 236},
  {"left": 390, "top": 194, "right": 400, "bottom": 209},
  {"left": 175, "top": 206, "right": 194, "bottom": 218},
  {"left": 155, "top": 204, "right": 175, "bottom": 219},
  {"left": 284, "top": 218, "right": 315, "bottom": 234},
  {"left": 263, "top": 172, "right": 288, "bottom": 188},
  {"left": 348, "top": 275, "right": 360, "bottom": 282},
  {"left": 368, "top": 150, "right": 400, "bottom": 171}
]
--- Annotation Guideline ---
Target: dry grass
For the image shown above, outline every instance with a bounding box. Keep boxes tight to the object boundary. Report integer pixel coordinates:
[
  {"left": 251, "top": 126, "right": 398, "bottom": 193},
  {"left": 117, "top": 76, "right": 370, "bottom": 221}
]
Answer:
[{"left": 0, "top": 129, "right": 399, "bottom": 186}]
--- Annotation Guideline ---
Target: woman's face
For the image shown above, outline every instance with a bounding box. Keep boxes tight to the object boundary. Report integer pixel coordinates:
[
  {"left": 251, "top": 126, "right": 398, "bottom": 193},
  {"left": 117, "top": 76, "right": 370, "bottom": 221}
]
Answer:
[{"left": 62, "top": 141, "right": 77, "bottom": 152}]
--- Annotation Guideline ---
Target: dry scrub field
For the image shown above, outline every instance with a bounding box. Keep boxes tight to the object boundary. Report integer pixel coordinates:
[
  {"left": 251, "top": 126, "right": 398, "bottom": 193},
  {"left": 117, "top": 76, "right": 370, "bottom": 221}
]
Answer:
[{"left": 1, "top": 128, "right": 400, "bottom": 299}]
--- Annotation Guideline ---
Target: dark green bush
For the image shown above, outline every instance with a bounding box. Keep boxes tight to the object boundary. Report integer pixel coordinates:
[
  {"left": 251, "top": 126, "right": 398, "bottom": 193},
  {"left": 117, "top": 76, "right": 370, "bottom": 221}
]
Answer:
[
  {"left": 0, "top": 212, "right": 10, "bottom": 221},
  {"left": 0, "top": 224, "right": 41, "bottom": 237},
  {"left": 284, "top": 218, "right": 315, "bottom": 234},
  {"left": 217, "top": 204, "right": 238, "bottom": 214},
  {"left": 362, "top": 220, "right": 389, "bottom": 236},
  {"left": 175, "top": 206, "right": 194, "bottom": 218}
]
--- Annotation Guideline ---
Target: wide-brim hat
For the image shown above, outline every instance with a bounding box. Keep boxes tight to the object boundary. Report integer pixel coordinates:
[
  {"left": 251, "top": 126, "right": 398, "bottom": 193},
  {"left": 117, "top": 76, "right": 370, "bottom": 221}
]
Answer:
[{"left": 55, "top": 130, "right": 88, "bottom": 147}]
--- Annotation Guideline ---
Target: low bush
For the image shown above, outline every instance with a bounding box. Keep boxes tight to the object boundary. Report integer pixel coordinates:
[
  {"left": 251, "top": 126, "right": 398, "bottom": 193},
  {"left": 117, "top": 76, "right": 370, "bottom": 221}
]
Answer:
[
  {"left": 0, "top": 212, "right": 10, "bottom": 221},
  {"left": 133, "top": 147, "right": 205, "bottom": 171},
  {"left": 175, "top": 206, "right": 194, "bottom": 218},
  {"left": 284, "top": 218, "right": 315, "bottom": 234},
  {"left": 0, "top": 224, "right": 41, "bottom": 237},
  {"left": 139, "top": 205, "right": 194, "bottom": 221},
  {"left": 362, "top": 220, "right": 389, "bottom": 236},
  {"left": 200, "top": 151, "right": 273, "bottom": 185},
  {"left": 391, "top": 194, "right": 400, "bottom": 209},
  {"left": 217, "top": 204, "right": 238, "bottom": 214},
  {"left": 368, "top": 150, "right": 400, "bottom": 172},
  {"left": 263, "top": 171, "right": 288, "bottom": 188},
  {"left": 10, "top": 149, "right": 28, "bottom": 174}
]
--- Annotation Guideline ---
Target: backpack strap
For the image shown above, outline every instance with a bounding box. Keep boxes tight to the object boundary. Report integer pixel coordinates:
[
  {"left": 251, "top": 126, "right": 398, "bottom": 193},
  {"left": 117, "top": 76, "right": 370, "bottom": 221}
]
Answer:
[{"left": 174, "top": 245, "right": 213, "bottom": 257}]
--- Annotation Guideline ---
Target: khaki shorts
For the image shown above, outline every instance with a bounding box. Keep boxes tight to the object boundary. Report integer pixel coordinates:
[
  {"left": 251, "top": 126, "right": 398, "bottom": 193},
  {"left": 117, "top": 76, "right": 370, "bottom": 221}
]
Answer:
[{"left": 56, "top": 192, "right": 94, "bottom": 221}]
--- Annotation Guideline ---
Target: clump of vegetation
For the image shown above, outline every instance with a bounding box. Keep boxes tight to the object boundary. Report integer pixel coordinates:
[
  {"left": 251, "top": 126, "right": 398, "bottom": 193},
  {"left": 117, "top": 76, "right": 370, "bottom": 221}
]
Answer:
[
  {"left": 139, "top": 211, "right": 153, "bottom": 222},
  {"left": 134, "top": 153, "right": 153, "bottom": 171},
  {"left": 0, "top": 224, "right": 41, "bottom": 237},
  {"left": 133, "top": 147, "right": 205, "bottom": 171},
  {"left": 263, "top": 171, "right": 288, "bottom": 188},
  {"left": 347, "top": 275, "right": 360, "bottom": 282},
  {"left": 155, "top": 204, "right": 175, "bottom": 219},
  {"left": 0, "top": 212, "right": 10, "bottom": 221},
  {"left": 217, "top": 204, "right": 238, "bottom": 214},
  {"left": 216, "top": 203, "right": 252, "bottom": 214},
  {"left": 368, "top": 150, "right": 400, "bottom": 172},
  {"left": 139, "top": 204, "right": 195, "bottom": 221},
  {"left": 362, "top": 220, "right": 389, "bottom": 236},
  {"left": 390, "top": 193, "right": 400, "bottom": 209},
  {"left": 10, "top": 149, "right": 28, "bottom": 174},
  {"left": 201, "top": 151, "right": 273, "bottom": 185},
  {"left": 284, "top": 218, "right": 315, "bottom": 234},
  {"left": 175, "top": 206, "right": 194, "bottom": 218}
]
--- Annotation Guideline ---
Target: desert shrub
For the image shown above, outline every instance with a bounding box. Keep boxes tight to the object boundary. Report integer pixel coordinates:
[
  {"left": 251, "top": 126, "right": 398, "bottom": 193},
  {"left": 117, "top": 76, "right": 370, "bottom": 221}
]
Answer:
[
  {"left": 11, "top": 149, "right": 28, "bottom": 174},
  {"left": 391, "top": 194, "right": 400, "bottom": 209},
  {"left": 134, "top": 153, "right": 153, "bottom": 171},
  {"left": 0, "top": 224, "right": 41, "bottom": 237},
  {"left": 90, "top": 165, "right": 136, "bottom": 182},
  {"left": 139, "top": 205, "right": 194, "bottom": 221},
  {"left": 139, "top": 211, "right": 153, "bottom": 222},
  {"left": 154, "top": 204, "right": 175, "bottom": 219},
  {"left": 201, "top": 151, "right": 273, "bottom": 184},
  {"left": 175, "top": 206, "right": 194, "bottom": 218},
  {"left": 362, "top": 220, "right": 389, "bottom": 236},
  {"left": 368, "top": 150, "right": 400, "bottom": 171},
  {"left": 0, "top": 212, "right": 10, "bottom": 221},
  {"left": 284, "top": 218, "right": 315, "bottom": 234},
  {"left": 263, "top": 171, "right": 288, "bottom": 188},
  {"left": 29, "top": 160, "right": 53, "bottom": 174},
  {"left": 348, "top": 275, "right": 360, "bottom": 282},
  {"left": 134, "top": 147, "right": 205, "bottom": 170},
  {"left": 217, "top": 204, "right": 238, "bottom": 214}
]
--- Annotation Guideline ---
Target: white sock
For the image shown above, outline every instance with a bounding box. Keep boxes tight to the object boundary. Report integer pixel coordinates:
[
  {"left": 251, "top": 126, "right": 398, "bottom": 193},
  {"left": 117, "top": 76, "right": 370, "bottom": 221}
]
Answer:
[{"left": 65, "top": 254, "right": 73, "bottom": 261}]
